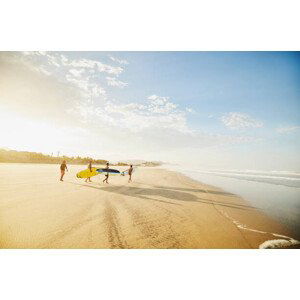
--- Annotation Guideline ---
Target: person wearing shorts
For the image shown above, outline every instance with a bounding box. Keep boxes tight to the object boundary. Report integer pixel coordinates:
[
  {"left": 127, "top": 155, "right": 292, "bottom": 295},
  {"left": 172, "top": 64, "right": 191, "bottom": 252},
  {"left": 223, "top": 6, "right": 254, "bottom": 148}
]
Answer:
[
  {"left": 60, "top": 160, "right": 68, "bottom": 181},
  {"left": 128, "top": 165, "right": 133, "bottom": 183},
  {"left": 85, "top": 161, "right": 93, "bottom": 183}
]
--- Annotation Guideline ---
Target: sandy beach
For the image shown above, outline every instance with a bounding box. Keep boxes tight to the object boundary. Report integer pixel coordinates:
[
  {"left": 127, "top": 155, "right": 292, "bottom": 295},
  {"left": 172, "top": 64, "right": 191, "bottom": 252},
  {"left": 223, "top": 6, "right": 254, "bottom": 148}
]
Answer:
[{"left": 0, "top": 163, "right": 298, "bottom": 249}]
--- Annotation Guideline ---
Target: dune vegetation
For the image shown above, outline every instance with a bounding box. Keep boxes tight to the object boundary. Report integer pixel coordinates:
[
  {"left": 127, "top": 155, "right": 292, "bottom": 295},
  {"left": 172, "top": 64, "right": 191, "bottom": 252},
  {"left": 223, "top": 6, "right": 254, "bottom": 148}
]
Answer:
[{"left": 0, "top": 148, "right": 107, "bottom": 165}]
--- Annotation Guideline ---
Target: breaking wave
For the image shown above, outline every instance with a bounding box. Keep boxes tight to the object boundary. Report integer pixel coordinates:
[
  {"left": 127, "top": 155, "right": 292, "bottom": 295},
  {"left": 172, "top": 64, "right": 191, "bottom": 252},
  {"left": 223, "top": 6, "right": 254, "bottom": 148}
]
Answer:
[
  {"left": 194, "top": 169, "right": 300, "bottom": 188},
  {"left": 221, "top": 210, "right": 300, "bottom": 249}
]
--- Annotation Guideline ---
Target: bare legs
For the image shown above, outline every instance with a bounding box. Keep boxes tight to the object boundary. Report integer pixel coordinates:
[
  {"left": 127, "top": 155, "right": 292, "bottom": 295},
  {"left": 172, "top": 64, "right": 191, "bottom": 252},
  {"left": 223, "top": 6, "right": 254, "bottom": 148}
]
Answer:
[{"left": 103, "top": 174, "right": 109, "bottom": 184}]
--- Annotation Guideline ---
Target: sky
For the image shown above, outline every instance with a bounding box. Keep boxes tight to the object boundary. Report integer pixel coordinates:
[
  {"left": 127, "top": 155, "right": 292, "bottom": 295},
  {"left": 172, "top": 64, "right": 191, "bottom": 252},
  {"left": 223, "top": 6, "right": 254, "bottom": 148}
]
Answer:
[{"left": 0, "top": 51, "right": 299, "bottom": 170}]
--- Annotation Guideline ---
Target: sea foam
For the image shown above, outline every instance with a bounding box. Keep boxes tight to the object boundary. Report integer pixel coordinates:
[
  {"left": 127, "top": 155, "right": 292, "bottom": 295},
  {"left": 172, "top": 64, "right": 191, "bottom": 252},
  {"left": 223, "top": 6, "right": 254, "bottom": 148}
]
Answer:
[{"left": 193, "top": 169, "right": 300, "bottom": 188}]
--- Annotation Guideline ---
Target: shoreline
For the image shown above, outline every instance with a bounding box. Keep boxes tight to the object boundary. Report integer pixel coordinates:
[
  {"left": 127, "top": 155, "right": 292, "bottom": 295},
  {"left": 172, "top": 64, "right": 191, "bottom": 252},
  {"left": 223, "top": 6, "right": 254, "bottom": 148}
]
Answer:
[
  {"left": 162, "top": 165, "right": 300, "bottom": 241},
  {"left": 158, "top": 167, "right": 300, "bottom": 249},
  {"left": 0, "top": 163, "right": 299, "bottom": 249}
]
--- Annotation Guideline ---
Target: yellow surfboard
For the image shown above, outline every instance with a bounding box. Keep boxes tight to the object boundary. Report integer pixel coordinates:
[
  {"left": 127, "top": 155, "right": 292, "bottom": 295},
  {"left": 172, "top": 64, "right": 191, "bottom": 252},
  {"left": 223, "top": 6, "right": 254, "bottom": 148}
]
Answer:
[{"left": 76, "top": 167, "right": 99, "bottom": 179}]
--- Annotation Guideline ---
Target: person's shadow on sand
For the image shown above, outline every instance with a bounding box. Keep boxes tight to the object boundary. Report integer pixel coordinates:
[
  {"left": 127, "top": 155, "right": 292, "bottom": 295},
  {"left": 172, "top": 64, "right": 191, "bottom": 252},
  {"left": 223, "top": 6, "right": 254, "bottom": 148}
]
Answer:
[
  {"left": 67, "top": 182, "right": 257, "bottom": 211},
  {"left": 101, "top": 186, "right": 199, "bottom": 204},
  {"left": 152, "top": 185, "right": 236, "bottom": 196}
]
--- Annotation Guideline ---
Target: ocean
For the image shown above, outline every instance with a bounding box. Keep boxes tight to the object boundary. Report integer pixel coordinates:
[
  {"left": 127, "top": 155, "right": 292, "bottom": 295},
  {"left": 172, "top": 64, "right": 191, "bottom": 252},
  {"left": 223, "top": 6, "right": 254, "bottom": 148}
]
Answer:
[{"left": 164, "top": 165, "right": 300, "bottom": 240}]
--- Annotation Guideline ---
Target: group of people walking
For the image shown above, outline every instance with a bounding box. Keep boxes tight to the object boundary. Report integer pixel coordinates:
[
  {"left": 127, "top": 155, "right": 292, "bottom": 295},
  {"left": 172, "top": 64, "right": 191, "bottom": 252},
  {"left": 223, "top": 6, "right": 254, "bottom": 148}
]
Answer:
[{"left": 59, "top": 160, "right": 133, "bottom": 183}]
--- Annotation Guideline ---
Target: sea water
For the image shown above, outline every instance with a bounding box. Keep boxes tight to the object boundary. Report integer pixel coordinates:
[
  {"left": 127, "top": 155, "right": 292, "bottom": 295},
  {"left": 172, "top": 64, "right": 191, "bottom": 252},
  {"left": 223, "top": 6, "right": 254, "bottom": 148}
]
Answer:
[{"left": 164, "top": 165, "right": 300, "bottom": 240}]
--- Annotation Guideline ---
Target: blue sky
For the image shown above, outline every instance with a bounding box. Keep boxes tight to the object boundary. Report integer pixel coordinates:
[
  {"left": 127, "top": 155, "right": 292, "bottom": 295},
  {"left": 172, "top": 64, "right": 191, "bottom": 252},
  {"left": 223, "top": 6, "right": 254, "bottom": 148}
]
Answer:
[
  {"left": 106, "top": 51, "right": 300, "bottom": 125},
  {"left": 76, "top": 51, "right": 300, "bottom": 133},
  {"left": 0, "top": 51, "right": 299, "bottom": 170}
]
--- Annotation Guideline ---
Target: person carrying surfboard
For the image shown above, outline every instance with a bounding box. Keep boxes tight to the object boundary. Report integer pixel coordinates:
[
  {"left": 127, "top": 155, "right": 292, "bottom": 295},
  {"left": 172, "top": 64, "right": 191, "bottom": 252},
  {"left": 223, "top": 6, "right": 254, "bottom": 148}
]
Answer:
[
  {"left": 127, "top": 165, "right": 133, "bottom": 183},
  {"left": 102, "top": 162, "right": 109, "bottom": 184},
  {"left": 60, "top": 160, "right": 68, "bottom": 181},
  {"left": 85, "top": 161, "right": 93, "bottom": 183}
]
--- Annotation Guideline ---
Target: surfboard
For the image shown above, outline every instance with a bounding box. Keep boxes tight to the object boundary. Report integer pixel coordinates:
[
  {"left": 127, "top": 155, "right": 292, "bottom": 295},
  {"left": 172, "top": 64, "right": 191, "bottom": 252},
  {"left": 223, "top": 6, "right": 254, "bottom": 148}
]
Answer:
[
  {"left": 96, "top": 168, "right": 120, "bottom": 175},
  {"left": 121, "top": 167, "right": 136, "bottom": 176},
  {"left": 76, "top": 167, "right": 99, "bottom": 179}
]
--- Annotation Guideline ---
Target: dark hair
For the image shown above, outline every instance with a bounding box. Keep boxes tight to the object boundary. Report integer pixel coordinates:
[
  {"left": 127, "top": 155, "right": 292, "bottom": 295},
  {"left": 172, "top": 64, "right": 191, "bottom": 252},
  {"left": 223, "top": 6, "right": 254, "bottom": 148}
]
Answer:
[{"left": 130, "top": 164, "right": 133, "bottom": 167}]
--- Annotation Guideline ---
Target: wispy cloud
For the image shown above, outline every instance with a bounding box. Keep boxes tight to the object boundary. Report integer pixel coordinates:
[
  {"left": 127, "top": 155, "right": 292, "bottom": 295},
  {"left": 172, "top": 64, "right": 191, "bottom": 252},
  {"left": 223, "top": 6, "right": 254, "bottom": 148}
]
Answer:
[
  {"left": 276, "top": 126, "right": 300, "bottom": 134},
  {"left": 18, "top": 51, "right": 129, "bottom": 99},
  {"left": 69, "top": 68, "right": 85, "bottom": 78},
  {"left": 71, "top": 92, "right": 259, "bottom": 149},
  {"left": 66, "top": 74, "right": 106, "bottom": 97},
  {"left": 106, "top": 76, "right": 128, "bottom": 88},
  {"left": 109, "top": 55, "right": 129, "bottom": 65},
  {"left": 69, "top": 58, "right": 123, "bottom": 75},
  {"left": 0, "top": 52, "right": 261, "bottom": 161},
  {"left": 221, "top": 112, "right": 263, "bottom": 130},
  {"left": 185, "top": 107, "right": 195, "bottom": 114},
  {"left": 72, "top": 94, "right": 190, "bottom": 134},
  {"left": 22, "top": 51, "right": 124, "bottom": 76},
  {"left": 147, "top": 95, "right": 178, "bottom": 114}
]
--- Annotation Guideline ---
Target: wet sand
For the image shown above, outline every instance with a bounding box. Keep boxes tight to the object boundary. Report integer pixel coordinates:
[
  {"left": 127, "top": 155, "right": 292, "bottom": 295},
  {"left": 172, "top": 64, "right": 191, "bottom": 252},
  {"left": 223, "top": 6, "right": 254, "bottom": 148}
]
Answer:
[{"left": 0, "top": 163, "right": 298, "bottom": 248}]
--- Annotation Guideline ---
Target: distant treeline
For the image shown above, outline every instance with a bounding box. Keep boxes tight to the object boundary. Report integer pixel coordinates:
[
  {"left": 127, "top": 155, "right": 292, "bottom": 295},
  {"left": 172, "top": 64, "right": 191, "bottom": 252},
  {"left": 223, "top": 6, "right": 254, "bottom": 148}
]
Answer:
[{"left": 0, "top": 149, "right": 107, "bottom": 165}]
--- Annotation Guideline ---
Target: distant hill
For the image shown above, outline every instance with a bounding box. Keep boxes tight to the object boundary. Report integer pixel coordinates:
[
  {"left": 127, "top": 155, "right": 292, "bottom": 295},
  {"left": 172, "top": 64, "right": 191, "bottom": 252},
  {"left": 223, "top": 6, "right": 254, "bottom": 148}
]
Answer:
[{"left": 117, "top": 159, "right": 163, "bottom": 166}]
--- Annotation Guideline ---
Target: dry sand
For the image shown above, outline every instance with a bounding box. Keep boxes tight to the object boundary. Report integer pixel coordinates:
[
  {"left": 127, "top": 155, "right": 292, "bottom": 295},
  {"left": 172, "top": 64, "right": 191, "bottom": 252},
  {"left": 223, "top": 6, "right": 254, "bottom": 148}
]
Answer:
[{"left": 0, "top": 163, "right": 297, "bottom": 249}]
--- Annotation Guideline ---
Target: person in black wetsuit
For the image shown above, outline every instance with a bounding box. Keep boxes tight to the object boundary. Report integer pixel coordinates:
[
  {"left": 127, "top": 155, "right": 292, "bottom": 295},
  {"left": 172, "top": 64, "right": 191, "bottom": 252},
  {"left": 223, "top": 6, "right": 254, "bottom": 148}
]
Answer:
[
  {"left": 102, "top": 162, "right": 109, "bottom": 184},
  {"left": 60, "top": 160, "right": 68, "bottom": 181}
]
